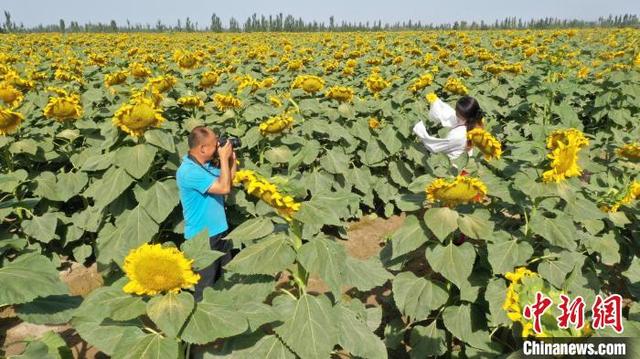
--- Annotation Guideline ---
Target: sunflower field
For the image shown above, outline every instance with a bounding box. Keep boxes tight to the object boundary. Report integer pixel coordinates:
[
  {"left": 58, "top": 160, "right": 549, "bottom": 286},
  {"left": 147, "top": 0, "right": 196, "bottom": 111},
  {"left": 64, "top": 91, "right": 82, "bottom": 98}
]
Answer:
[{"left": 0, "top": 28, "right": 639, "bottom": 358}]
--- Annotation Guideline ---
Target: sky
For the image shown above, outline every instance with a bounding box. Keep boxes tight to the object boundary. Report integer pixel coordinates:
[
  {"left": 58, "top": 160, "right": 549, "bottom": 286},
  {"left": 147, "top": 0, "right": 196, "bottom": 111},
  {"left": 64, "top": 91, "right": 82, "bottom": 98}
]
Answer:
[{"left": 1, "top": 0, "right": 639, "bottom": 28}]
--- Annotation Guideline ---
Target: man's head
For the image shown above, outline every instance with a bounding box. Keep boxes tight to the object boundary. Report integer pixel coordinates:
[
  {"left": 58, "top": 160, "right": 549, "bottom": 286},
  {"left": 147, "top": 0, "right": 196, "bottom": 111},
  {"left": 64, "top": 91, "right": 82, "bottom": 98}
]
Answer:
[{"left": 188, "top": 126, "right": 218, "bottom": 161}]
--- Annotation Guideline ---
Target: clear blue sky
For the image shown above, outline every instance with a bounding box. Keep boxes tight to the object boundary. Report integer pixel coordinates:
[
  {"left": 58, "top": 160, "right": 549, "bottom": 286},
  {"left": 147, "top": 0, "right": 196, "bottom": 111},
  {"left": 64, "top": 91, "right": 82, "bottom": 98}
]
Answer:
[{"left": 2, "top": 0, "right": 638, "bottom": 28}]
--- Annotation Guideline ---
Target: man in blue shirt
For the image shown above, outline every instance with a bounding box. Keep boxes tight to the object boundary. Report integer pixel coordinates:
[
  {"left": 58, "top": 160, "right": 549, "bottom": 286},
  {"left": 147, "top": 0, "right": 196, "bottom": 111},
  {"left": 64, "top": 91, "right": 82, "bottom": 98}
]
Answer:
[{"left": 176, "top": 126, "right": 236, "bottom": 301}]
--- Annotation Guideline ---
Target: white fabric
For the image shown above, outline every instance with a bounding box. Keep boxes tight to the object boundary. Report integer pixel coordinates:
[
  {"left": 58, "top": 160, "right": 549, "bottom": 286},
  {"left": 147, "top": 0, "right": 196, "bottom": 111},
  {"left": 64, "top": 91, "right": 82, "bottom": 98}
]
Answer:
[
  {"left": 428, "top": 98, "right": 458, "bottom": 128},
  {"left": 413, "top": 99, "right": 473, "bottom": 160}
]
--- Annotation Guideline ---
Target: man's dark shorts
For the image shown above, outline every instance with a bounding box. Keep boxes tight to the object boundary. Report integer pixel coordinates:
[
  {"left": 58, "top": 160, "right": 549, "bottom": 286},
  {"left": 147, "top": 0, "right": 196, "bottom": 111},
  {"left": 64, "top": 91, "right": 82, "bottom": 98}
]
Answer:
[{"left": 193, "top": 231, "right": 232, "bottom": 302}]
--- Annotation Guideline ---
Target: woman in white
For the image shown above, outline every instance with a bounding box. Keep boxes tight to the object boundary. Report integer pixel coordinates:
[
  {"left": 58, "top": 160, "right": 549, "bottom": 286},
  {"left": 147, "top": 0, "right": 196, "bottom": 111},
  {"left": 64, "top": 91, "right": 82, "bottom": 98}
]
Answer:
[{"left": 412, "top": 95, "right": 484, "bottom": 160}]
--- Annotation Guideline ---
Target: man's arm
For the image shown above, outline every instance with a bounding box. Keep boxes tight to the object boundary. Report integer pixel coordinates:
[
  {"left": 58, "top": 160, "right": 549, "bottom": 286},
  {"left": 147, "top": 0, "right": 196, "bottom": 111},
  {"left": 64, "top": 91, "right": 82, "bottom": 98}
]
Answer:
[
  {"left": 229, "top": 152, "right": 237, "bottom": 188},
  {"left": 207, "top": 160, "right": 231, "bottom": 195}
]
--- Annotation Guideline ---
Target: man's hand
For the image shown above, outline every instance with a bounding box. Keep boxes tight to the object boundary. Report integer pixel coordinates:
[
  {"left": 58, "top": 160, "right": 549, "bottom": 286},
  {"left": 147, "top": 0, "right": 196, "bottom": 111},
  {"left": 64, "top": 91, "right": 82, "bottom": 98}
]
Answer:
[{"left": 218, "top": 142, "right": 233, "bottom": 160}]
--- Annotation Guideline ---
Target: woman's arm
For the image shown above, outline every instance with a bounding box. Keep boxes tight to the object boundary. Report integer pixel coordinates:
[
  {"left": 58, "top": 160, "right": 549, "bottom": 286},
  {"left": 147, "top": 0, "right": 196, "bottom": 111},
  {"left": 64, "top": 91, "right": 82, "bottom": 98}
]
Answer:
[
  {"left": 428, "top": 98, "right": 458, "bottom": 128},
  {"left": 413, "top": 121, "right": 467, "bottom": 157}
]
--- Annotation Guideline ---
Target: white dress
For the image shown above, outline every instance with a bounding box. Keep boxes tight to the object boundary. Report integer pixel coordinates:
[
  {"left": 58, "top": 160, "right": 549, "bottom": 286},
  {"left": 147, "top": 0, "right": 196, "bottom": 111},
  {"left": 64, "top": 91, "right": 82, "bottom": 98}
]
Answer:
[{"left": 412, "top": 98, "right": 472, "bottom": 160}]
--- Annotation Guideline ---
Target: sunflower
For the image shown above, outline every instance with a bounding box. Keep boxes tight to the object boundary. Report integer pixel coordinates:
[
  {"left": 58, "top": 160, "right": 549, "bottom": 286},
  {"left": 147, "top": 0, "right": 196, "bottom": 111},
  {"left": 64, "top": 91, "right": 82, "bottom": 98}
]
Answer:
[
  {"left": 129, "top": 62, "right": 151, "bottom": 78},
  {"left": 0, "top": 107, "right": 24, "bottom": 135},
  {"left": 546, "top": 128, "right": 589, "bottom": 150},
  {"left": 601, "top": 181, "right": 640, "bottom": 213},
  {"left": 0, "top": 82, "right": 23, "bottom": 108},
  {"left": 213, "top": 93, "right": 242, "bottom": 111},
  {"left": 234, "top": 169, "right": 301, "bottom": 221},
  {"left": 198, "top": 70, "right": 219, "bottom": 89},
  {"left": 112, "top": 96, "right": 165, "bottom": 137},
  {"left": 467, "top": 128, "right": 502, "bottom": 160},
  {"left": 542, "top": 129, "right": 588, "bottom": 183},
  {"left": 425, "top": 92, "right": 438, "bottom": 104},
  {"left": 259, "top": 112, "right": 294, "bottom": 135},
  {"left": 269, "top": 95, "right": 283, "bottom": 108},
  {"left": 444, "top": 77, "right": 468, "bottom": 95},
  {"left": 291, "top": 75, "right": 325, "bottom": 94},
  {"left": 368, "top": 117, "right": 381, "bottom": 129},
  {"left": 173, "top": 50, "right": 200, "bottom": 70},
  {"left": 325, "top": 86, "right": 354, "bottom": 103},
  {"left": 616, "top": 143, "right": 640, "bottom": 161},
  {"left": 425, "top": 176, "right": 487, "bottom": 207},
  {"left": 408, "top": 73, "right": 434, "bottom": 93},
  {"left": 105, "top": 70, "right": 128, "bottom": 87},
  {"left": 146, "top": 75, "right": 176, "bottom": 93},
  {"left": 123, "top": 243, "right": 200, "bottom": 296},
  {"left": 43, "top": 93, "right": 83, "bottom": 121},
  {"left": 364, "top": 73, "right": 390, "bottom": 94},
  {"left": 177, "top": 95, "right": 204, "bottom": 108}
]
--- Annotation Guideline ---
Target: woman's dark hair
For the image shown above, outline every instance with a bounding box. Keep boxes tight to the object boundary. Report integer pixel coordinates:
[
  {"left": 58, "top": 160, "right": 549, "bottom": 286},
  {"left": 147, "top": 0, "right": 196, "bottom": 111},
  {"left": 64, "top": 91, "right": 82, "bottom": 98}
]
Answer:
[{"left": 455, "top": 96, "right": 484, "bottom": 132}]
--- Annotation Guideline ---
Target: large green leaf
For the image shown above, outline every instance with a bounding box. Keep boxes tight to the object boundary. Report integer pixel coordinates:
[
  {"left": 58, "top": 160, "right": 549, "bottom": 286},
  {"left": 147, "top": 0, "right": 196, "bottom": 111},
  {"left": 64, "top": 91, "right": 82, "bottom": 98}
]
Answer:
[
  {"left": 180, "top": 230, "right": 224, "bottom": 270},
  {"left": 84, "top": 166, "right": 134, "bottom": 209},
  {"left": 17, "top": 294, "right": 82, "bottom": 325},
  {"left": 457, "top": 210, "right": 494, "bottom": 240},
  {"left": 146, "top": 292, "right": 194, "bottom": 338},
  {"left": 96, "top": 204, "right": 159, "bottom": 266},
  {"left": 387, "top": 215, "right": 430, "bottom": 259},
  {"left": 342, "top": 256, "right": 393, "bottom": 292},
  {"left": 115, "top": 144, "right": 158, "bottom": 179},
  {"left": 0, "top": 254, "right": 68, "bottom": 305},
  {"left": 337, "top": 304, "right": 387, "bottom": 359},
  {"left": 21, "top": 212, "right": 59, "bottom": 243},
  {"left": 392, "top": 272, "right": 448, "bottom": 321},
  {"left": 134, "top": 179, "right": 180, "bottom": 223},
  {"left": 34, "top": 171, "right": 88, "bottom": 202},
  {"left": 73, "top": 286, "right": 146, "bottom": 321},
  {"left": 71, "top": 317, "right": 145, "bottom": 356},
  {"left": 224, "top": 217, "right": 274, "bottom": 243},
  {"left": 530, "top": 213, "right": 577, "bottom": 250},
  {"left": 111, "top": 333, "right": 180, "bottom": 359},
  {"left": 145, "top": 129, "right": 176, "bottom": 153},
  {"left": 319, "top": 148, "right": 349, "bottom": 174},
  {"left": 297, "top": 235, "right": 347, "bottom": 298},
  {"left": 180, "top": 288, "right": 249, "bottom": 345},
  {"left": 225, "top": 233, "right": 295, "bottom": 275},
  {"left": 275, "top": 294, "right": 338, "bottom": 359},
  {"left": 442, "top": 304, "right": 499, "bottom": 352},
  {"left": 425, "top": 241, "right": 476, "bottom": 289},
  {"left": 423, "top": 207, "right": 459, "bottom": 242},
  {"left": 487, "top": 239, "right": 534, "bottom": 275},
  {"left": 409, "top": 321, "right": 447, "bottom": 358}
]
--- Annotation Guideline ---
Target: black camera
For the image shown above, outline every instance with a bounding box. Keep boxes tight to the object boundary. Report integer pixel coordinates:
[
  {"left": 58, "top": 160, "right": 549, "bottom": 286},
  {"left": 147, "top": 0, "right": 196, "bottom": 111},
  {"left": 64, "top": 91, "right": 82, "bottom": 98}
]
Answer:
[{"left": 218, "top": 136, "right": 241, "bottom": 148}]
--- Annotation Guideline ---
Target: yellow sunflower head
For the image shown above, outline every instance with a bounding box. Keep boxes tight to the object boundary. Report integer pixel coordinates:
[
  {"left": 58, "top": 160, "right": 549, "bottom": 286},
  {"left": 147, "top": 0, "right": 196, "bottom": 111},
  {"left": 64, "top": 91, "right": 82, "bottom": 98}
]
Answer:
[
  {"left": 292, "top": 75, "right": 325, "bottom": 94},
  {"left": 467, "top": 128, "right": 502, "bottom": 160},
  {"left": 199, "top": 71, "right": 219, "bottom": 89},
  {"left": 444, "top": 77, "right": 468, "bottom": 95},
  {"left": 546, "top": 128, "right": 589, "bottom": 150},
  {"left": 368, "top": 117, "right": 381, "bottom": 129},
  {"left": 259, "top": 112, "right": 294, "bottom": 135},
  {"left": 0, "top": 107, "right": 24, "bottom": 135},
  {"left": 43, "top": 94, "right": 83, "bottom": 122},
  {"left": 426, "top": 92, "right": 438, "bottom": 104},
  {"left": 104, "top": 70, "right": 128, "bottom": 87},
  {"left": 213, "top": 93, "right": 242, "bottom": 111},
  {"left": 364, "top": 73, "right": 390, "bottom": 94},
  {"left": 123, "top": 243, "right": 200, "bottom": 296},
  {"left": 177, "top": 95, "right": 204, "bottom": 108},
  {"left": 616, "top": 143, "right": 640, "bottom": 161},
  {"left": 0, "top": 82, "right": 24, "bottom": 109},
  {"left": 325, "top": 86, "right": 354, "bottom": 103},
  {"left": 112, "top": 96, "right": 165, "bottom": 138},
  {"left": 147, "top": 75, "right": 177, "bottom": 93},
  {"left": 425, "top": 175, "right": 488, "bottom": 207},
  {"left": 129, "top": 62, "right": 151, "bottom": 78}
]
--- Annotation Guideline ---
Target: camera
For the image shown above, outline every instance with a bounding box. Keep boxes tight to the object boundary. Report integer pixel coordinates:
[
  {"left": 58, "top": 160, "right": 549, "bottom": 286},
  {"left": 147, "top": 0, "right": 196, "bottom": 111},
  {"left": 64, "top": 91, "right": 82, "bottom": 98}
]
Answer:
[{"left": 218, "top": 135, "right": 241, "bottom": 148}]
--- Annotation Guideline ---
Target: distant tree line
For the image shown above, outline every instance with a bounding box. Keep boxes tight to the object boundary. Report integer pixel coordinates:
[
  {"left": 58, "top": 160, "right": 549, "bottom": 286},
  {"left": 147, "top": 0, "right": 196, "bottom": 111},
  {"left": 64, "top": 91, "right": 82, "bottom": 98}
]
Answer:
[{"left": 1, "top": 11, "right": 638, "bottom": 33}]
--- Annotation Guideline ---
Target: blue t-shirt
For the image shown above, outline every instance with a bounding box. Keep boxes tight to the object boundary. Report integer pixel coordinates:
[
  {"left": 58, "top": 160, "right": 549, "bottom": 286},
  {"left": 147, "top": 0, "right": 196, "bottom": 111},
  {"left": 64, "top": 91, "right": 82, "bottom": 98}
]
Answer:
[{"left": 176, "top": 155, "right": 229, "bottom": 239}]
